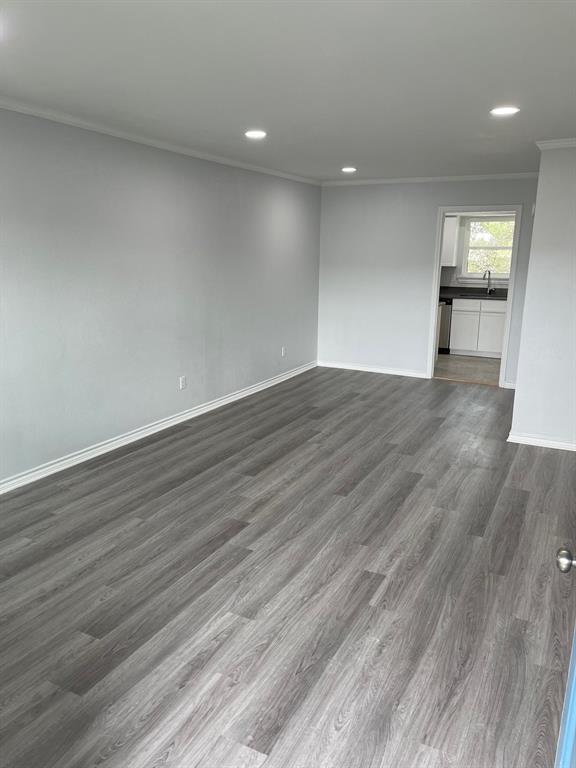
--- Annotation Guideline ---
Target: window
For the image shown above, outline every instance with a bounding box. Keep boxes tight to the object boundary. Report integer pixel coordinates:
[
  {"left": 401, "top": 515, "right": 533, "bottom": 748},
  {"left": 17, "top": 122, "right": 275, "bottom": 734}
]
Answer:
[{"left": 460, "top": 215, "right": 516, "bottom": 280}]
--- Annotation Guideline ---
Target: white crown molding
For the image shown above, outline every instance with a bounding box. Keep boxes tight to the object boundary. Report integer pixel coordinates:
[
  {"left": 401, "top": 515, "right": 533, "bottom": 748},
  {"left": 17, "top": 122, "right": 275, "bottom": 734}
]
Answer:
[
  {"left": 322, "top": 172, "right": 539, "bottom": 187},
  {"left": 0, "top": 361, "right": 317, "bottom": 495},
  {"left": 507, "top": 432, "right": 576, "bottom": 452},
  {"left": 0, "top": 101, "right": 547, "bottom": 186},
  {"left": 317, "top": 361, "right": 428, "bottom": 378},
  {"left": 536, "top": 138, "right": 576, "bottom": 151},
  {"left": 0, "top": 100, "right": 321, "bottom": 186}
]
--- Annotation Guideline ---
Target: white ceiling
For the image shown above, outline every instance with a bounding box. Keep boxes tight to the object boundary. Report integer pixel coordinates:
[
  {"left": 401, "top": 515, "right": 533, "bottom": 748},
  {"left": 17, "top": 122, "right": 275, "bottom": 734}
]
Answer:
[{"left": 1, "top": 1, "right": 575, "bottom": 182}]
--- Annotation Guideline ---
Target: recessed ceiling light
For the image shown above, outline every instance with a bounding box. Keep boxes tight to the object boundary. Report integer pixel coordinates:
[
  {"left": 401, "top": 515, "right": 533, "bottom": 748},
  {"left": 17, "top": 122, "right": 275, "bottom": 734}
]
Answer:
[
  {"left": 490, "top": 106, "right": 520, "bottom": 117},
  {"left": 245, "top": 129, "right": 267, "bottom": 140},
  {"left": 341, "top": 166, "right": 357, "bottom": 174}
]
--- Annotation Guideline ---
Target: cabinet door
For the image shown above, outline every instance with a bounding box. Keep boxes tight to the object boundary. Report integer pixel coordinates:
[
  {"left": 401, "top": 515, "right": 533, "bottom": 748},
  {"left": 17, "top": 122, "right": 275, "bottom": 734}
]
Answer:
[
  {"left": 477, "top": 312, "right": 506, "bottom": 356},
  {"left": 441, "top": 216, "right": 459, "bottom": 267},
  {"left": 450, "top": 310, "right": 479, "bottom": 351}
]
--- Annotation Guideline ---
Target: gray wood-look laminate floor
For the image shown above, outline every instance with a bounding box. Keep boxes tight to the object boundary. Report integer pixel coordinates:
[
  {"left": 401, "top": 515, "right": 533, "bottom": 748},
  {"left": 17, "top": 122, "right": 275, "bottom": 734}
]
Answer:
[{"left": 1, "top": 367, "right": 575, "bottom": 768}]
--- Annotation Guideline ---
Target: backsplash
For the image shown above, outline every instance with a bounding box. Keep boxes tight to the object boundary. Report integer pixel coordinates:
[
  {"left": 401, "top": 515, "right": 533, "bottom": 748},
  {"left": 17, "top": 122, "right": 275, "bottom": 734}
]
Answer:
[
  {"left": 440, "top": 265, "right": 509, "bottom": 288},
  {"left": 440, "top": 266, "right": 459, "bottom": 286}
]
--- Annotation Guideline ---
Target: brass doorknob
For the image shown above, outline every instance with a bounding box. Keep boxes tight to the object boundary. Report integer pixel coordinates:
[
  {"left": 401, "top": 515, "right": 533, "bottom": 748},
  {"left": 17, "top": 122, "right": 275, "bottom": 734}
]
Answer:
[{"left": 556, "top": 547, "right": 576, "bottom": 573}]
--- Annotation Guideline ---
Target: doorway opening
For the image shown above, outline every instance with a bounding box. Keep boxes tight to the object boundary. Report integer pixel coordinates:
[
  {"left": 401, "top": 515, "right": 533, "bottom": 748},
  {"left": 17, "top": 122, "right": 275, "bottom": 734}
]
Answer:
[{"left": 427, "top": 205, "right": 522, "bottom": 387}]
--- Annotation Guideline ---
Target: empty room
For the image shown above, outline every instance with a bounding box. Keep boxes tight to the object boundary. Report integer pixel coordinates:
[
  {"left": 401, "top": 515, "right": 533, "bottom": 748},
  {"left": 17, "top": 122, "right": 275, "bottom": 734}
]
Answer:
[{"left": 1, "top": 2, "right": 576, "bottom": 767}]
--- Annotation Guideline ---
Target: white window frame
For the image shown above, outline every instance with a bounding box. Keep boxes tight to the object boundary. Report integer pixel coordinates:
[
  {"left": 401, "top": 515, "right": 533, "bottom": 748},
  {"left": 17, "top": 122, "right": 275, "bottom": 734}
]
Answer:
[{"left": 457, "top": 213, "right": 516, "bottom": 284}]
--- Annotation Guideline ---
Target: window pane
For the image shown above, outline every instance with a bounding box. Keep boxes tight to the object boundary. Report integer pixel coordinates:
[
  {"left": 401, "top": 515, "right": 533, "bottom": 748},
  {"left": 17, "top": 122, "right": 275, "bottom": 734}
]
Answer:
[
  {"left": 469, "top": 219, "right": 515, "bottom": 248},
  {"left": 467, "top": 248, "right": 512, "bottom": 274}
]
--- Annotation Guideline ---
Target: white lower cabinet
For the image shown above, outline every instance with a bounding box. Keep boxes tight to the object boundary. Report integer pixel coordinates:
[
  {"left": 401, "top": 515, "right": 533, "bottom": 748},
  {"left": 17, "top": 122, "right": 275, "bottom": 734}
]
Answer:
[
  {"left": 450, "top": 299, "right": 507, "bottom": 357},
  {"left": 450, "top": 310, "right": 480, "bottom": 351},
  {"left": 477, "top": 312, "right": 506, "bottom": 354}
]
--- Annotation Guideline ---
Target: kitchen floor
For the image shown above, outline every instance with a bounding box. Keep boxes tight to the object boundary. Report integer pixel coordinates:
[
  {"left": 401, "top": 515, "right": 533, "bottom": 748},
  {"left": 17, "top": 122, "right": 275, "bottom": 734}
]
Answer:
[{"left": 434, "top": 353, "right": 501, "bottom": 386}]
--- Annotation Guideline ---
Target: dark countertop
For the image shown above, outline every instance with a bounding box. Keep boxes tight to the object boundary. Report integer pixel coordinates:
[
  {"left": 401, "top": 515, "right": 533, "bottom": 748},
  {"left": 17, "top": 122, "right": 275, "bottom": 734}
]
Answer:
[{"left": 439, "top": 286, "right": 508, "bottom": 302}]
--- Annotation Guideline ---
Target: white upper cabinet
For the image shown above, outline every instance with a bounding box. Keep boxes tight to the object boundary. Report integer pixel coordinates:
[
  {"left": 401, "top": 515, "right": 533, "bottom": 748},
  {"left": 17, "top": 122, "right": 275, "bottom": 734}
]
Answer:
[{"left": 440, "top": 216, "right": 459, "bottom": 267}]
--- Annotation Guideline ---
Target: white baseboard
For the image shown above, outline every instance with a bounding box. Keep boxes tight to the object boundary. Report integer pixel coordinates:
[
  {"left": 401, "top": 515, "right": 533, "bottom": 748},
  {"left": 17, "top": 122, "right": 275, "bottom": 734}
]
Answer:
[
  {"left": 0, "top": 361, "right": 317, "bottom": 496},
  {"left": 507, "top": 432, "right": 576, "bottom": 452},
  {"left": 317, "top": 361, "right": 428, "bottom": 379},
  {"left": 500, "top": 381, "right": 516, "bottom": 390}
]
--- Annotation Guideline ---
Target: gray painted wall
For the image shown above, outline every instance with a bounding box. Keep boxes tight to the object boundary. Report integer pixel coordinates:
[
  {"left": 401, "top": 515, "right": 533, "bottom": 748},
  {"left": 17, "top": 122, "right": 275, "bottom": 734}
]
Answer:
[
  {"left": 0, "top": 109, "right": 321, "bottom": 481},
  {"left": 511, "top": 146, "right": 576, "bottom": 447},
  {"left": 318, "top": 177, "right": 538, "bottom": 381}
]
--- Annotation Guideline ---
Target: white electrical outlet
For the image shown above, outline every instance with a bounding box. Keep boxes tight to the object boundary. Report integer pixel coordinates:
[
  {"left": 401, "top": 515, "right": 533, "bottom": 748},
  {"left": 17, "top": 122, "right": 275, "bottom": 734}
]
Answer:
[
  {"left": 281, "top": 346, "right": 286, "bottom": 358},
  {"left": 178, "top": 375, "right": 187, "bottom": 390}
]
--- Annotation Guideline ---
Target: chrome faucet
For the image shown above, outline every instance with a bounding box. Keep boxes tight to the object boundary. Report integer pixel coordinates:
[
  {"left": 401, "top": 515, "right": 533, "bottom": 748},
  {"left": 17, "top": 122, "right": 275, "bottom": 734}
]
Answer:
[{"left": 483, "top": 270, "right": 495, "bottom": 295}]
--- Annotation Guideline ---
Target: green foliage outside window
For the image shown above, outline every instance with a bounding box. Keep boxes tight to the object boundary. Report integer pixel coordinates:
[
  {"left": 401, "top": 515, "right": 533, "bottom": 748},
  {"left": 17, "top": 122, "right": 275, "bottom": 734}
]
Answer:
[{"left": 465, "top": 218, "right": 515, "bottom": 276}]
